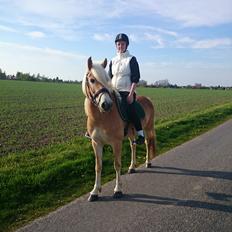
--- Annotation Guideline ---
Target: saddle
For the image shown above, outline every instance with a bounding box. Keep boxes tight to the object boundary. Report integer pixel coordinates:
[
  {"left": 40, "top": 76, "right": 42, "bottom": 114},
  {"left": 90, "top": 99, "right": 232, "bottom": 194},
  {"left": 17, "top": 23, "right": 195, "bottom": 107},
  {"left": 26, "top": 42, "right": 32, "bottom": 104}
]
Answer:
[{"left": 113, "top": 91, "right": 145, "bottom": 135}]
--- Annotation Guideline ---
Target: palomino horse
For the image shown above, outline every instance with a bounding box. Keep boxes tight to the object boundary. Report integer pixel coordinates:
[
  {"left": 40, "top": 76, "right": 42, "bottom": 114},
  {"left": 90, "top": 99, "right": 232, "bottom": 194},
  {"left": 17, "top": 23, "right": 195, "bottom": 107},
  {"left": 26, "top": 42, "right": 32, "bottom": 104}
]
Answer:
[{"left": 82, "top": 57, "right": 156, "bottom": 201}]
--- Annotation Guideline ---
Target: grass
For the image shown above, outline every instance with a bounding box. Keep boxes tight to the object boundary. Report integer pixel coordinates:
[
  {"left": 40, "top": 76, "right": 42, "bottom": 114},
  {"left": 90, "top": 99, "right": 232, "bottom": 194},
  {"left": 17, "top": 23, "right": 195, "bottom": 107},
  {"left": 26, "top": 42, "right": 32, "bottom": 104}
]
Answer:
[
  {"left": 1, "top": 103, "right": 232, "bottom": 232},
  {"left": 1, "top": 80, "right": 232, "bottom": 231},
  {"left": 0, "top": 80, "right": 85, "bottom": 155},
  {"left": 138, "top": 87, "right": 232, "bottom": 124}
]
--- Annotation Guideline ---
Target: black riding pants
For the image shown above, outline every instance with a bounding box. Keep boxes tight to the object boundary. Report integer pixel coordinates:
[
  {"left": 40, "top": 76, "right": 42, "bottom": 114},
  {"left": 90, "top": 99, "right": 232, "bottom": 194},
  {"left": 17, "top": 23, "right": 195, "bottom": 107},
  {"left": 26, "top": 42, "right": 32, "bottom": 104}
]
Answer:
[{"left": 119, "top": 91, "right": 142, "bottom": 131}]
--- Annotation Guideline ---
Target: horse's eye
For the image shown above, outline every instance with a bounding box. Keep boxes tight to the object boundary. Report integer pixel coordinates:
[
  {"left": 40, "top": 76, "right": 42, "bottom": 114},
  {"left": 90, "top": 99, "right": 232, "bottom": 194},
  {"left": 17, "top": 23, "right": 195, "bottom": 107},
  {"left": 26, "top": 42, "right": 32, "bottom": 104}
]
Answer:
[{"left": 89, "top": 78, "right": 95, "bottom": 84}]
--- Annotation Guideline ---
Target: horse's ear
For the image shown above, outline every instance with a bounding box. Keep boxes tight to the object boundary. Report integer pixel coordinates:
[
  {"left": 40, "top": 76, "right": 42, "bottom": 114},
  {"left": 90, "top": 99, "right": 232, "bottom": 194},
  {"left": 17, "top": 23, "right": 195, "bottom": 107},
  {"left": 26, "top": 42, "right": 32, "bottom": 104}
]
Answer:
[
  {"left": 88, "top": 57, "right": 92, "bottom": 70},
  {"left": 102, "top": 58, "right": 107, "bottom": 69}
]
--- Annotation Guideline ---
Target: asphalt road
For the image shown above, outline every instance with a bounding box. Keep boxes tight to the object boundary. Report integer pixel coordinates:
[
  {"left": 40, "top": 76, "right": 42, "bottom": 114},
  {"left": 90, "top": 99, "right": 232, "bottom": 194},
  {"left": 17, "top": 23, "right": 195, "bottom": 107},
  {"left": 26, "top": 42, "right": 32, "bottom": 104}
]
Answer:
[{"left": 17, "top": 119, "right": 232, "bottom": 232}]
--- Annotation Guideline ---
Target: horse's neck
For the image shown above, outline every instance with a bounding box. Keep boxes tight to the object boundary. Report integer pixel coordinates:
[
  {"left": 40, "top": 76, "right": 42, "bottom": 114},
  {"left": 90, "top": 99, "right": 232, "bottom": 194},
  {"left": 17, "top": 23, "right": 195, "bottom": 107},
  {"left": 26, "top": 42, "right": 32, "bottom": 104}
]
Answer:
[{"left": 88, "top": 102, "right": 102, "bottom": 120}]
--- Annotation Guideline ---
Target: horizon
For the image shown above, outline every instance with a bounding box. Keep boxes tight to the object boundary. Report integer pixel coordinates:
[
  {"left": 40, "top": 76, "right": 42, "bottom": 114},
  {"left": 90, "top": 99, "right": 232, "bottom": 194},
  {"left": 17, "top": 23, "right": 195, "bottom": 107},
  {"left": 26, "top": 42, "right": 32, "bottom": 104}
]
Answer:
[
  {"left": 0, "top": 0, "right": 232, "bottom": 86},
  {"left": 1, "top": 71, "right": 231, "bottom": 88}
]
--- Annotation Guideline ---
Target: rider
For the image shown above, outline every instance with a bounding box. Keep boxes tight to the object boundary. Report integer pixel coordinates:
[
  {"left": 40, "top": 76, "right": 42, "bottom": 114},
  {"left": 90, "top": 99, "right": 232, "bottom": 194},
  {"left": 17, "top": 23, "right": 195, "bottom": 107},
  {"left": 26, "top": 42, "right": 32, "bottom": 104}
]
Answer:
[{"left": 108, "top": 33, "right": 145, "bottom": 145}]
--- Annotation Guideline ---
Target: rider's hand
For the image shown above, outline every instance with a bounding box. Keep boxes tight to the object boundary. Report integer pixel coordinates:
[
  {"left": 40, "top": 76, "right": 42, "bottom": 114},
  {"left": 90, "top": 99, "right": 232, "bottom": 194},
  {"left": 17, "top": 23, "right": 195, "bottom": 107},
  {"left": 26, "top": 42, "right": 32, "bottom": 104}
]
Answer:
[{"left": 127, "top": 94, "right": 133, "bottom": 104}]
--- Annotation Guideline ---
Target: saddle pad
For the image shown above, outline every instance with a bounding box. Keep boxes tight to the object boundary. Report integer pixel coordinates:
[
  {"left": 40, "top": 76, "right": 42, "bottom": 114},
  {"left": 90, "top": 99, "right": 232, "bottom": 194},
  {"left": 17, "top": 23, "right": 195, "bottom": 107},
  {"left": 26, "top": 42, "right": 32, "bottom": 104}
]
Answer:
[{"left": 134, "top": 101, "right": 145, "bottom": 119}]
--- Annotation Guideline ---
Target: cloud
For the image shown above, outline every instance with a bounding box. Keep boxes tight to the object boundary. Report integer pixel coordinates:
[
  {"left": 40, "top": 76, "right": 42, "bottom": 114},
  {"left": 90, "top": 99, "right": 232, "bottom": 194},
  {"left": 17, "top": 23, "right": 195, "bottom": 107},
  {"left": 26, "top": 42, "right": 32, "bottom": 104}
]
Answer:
[
  {"left": 132, "top": 0, "right": 232, "bottom": 27},
  {"left": 0, "top": 24, "right": 18, "bottom": 32},
  {"left": 2, "top": 1, "right": 126, "bottom": 41},
  {"left": 175, "top": 37, "right": 232, "bottom": 49},
  {"left": 192, "top": 38, "right": 232, "bottom": 49},
  {"left": 26, "top": 31, "right": 46, "bottom": 38},
  {"left": 17, "top": 18, "right": 82, "bottom": 41},
  {"left": 13, "top": 0, "right": 93, "bottom": 19},
  {"left": 1, "top": 0, "right": 231, "bottom": 44},
  {"left": 126, "top": 25, "right": 178, "bottom": 38},
  {"left": 128, "top": 34, "right": 139, "bottom": 43},
  {"left": 144, "top": 33, "right": 165, "bottom": 48},
  {"left": 93, "top": 33, "right": 112, "bottom": 41},
  {"left": 0, "top": 41, "right": 86, "bottom": 60},
  {"left": 11, "top": 0, "right": 125, "bottom": 21},
  {"left": 154, "top": 28, "right": 178, "bottom": 37},
  {"left": 175, "top": 37, "right": 195, "bottom": 45},
  {"left": 7, "top": 0, "right": 232, "bottom": 32}
]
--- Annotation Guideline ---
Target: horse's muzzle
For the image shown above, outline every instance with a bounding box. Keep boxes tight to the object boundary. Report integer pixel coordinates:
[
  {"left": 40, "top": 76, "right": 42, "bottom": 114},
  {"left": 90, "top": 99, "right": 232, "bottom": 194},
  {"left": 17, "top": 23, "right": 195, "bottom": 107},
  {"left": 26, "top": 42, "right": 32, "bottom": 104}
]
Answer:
[{"left": 101, "top": 101, "right": 112, "bottom": 112}]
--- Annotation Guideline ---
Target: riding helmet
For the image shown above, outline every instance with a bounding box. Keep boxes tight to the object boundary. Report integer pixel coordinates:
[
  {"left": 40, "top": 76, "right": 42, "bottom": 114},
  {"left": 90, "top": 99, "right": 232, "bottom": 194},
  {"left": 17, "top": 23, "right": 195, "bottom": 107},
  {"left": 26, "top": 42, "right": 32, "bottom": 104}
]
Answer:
[{"left": 115, "top": 33, "right": 129, "bottom": 46}]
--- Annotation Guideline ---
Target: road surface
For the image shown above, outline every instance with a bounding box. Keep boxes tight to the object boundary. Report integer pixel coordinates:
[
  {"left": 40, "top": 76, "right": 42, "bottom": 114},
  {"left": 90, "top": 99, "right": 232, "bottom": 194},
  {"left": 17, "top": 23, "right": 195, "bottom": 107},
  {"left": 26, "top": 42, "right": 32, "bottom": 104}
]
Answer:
[{"left": 17, "top": 119, "right": 232, "bottom": 232}]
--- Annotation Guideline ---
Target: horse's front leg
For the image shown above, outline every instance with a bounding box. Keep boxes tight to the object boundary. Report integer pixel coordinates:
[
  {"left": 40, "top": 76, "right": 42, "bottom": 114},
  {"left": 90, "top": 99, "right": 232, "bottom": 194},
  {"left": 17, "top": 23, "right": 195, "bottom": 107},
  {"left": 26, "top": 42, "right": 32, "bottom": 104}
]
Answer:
[
  {"left": 88, "top": 140, "right": 103, "bottom": 202},
  {"left": 128, "top": 138, "right": 136, "bottom": 174},
  {"left": 112, "top": 142, "right": 123, "bottom": 198}
]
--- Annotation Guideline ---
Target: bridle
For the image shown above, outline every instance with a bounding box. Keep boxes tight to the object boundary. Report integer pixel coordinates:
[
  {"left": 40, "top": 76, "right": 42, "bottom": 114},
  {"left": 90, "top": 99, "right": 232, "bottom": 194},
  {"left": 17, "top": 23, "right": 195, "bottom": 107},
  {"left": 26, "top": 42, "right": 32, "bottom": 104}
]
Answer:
[{"left": 85, "top": 73, "right": 111, "bottom": 107}]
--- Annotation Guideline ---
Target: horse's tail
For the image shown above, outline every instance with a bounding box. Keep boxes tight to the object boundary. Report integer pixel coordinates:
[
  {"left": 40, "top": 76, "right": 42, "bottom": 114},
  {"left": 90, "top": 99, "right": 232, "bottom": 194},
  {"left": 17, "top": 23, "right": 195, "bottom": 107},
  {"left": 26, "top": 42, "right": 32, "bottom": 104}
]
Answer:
[
  {"left": 138, "top": 96, "right": 155, "bottom": 128},
  {"left": 137, "top": 96, "right": 156, "bottom": 159}
]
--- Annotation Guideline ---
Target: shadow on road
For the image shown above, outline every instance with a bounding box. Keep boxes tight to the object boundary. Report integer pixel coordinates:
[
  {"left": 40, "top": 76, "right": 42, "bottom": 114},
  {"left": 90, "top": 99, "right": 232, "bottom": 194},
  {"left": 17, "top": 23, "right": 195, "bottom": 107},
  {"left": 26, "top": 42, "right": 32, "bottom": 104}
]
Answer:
[
  {"left": 136, "top": 165, "right": 232, "bottom": 181},
  {"left": 98, "top": 166, "right": 232, "bottom": 213},
  {"left": 99, "top": 193, "right": 232, "bottom": 213},
  {"left": 207, "top": 192, "right": 232, "bottom": 202}
]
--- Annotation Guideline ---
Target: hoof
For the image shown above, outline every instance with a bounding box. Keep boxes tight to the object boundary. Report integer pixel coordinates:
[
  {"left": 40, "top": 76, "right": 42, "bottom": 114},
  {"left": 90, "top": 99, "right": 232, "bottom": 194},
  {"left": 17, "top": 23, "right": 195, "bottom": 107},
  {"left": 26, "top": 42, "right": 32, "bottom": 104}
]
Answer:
[
  {"left": 146, "top": 163, "right": 152, "bottom": 168},
  {"left": 113, "top": 191, "right": 123, "bottom": 199},
  {"left": 88, "top": 194, "right": 98, "bottom": 202},
  {"left": 128, "top": 168, "right": 136, "bottom": 174}
]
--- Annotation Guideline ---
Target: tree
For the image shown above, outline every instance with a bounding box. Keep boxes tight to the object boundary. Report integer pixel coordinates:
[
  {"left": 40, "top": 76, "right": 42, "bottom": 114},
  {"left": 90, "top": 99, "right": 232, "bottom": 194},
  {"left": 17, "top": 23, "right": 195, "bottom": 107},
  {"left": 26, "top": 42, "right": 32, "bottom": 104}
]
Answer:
[
  {"left": 0, "top": 68, "right": 7, "bottom": 79},
  {"left": 154, "top": 79, "right": 170, "bottom": 87},
  {"left": 138, "top": 79, "right": 147, "bottom": 87}
]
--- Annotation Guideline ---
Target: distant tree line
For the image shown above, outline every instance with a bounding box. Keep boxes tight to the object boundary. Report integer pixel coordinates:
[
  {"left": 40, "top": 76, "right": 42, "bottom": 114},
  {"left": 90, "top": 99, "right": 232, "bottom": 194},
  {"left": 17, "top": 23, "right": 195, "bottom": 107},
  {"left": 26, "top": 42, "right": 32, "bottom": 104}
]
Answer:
[
  {"left": 138, "top": 78, "right": 231, "bottom": 90},
  {"left": 0, "top": 68, "right": 81, "bottom": 84},
  {"left": 1, "top": 68, "right": 231, "bottom": 89},
  {"left": 15, "top": 72, "right": 64, "bottom": 83}
]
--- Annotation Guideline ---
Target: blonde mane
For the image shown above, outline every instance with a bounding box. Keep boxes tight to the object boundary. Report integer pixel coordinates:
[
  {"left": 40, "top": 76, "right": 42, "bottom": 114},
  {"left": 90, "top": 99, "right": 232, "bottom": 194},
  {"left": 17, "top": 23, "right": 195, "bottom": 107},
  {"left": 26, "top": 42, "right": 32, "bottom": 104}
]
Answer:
[
  {"left": 91, "top": 63, "right": 112, "bottom": 90},
  {"left": 82, "top": 61, "right": 115, "bottom": 96}
]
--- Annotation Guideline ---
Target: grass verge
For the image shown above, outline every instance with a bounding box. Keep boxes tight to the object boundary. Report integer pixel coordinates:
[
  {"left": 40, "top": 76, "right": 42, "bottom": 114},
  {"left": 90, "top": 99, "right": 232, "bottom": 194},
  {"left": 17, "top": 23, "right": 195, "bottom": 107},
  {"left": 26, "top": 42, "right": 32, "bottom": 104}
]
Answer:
[{"left": 0, "top": 103, "right": 232, "bottom": 232}]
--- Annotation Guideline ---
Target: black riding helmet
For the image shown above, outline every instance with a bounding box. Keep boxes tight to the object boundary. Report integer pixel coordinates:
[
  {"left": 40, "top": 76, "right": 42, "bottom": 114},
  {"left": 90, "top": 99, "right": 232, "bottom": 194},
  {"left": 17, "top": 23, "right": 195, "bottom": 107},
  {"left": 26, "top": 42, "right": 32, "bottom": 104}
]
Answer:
[{"left": 115, "top": 33, "right": 129, "bottom": 47}]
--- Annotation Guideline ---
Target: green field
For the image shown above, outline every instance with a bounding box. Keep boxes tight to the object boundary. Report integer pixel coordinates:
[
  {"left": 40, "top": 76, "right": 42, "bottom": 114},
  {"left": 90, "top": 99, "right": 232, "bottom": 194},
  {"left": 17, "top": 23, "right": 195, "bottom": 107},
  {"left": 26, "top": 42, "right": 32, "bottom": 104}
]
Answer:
[
  {"left": 1, "top": 80, "right": 232, "bottom": 231},
  {"left": 0, "top": 80, "right": 86, "bottom": 155},
  {"left": 1, "top": 80, "right": 232, "bottom": 155}
]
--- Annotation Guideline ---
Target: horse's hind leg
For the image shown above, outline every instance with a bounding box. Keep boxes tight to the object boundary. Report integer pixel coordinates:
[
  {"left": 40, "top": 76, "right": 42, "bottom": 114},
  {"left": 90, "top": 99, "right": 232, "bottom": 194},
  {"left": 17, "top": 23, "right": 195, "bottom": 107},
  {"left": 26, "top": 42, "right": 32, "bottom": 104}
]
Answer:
[
  {"left": 112, "top": 142, "right": 123, "bottom": 198},
  {"left": 88, "top": 141, "right": 103, "bottom": 202},
  {"left": 145, "top": 130, "right": 156, "bottom": 168}
]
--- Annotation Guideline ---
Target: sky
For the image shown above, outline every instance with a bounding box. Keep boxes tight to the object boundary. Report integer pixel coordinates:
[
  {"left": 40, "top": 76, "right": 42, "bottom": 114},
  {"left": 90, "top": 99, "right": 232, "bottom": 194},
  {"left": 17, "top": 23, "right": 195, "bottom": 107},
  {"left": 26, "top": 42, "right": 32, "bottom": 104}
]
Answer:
[{"left": 0, "top": 0, "right": 232, "bottom": 86}]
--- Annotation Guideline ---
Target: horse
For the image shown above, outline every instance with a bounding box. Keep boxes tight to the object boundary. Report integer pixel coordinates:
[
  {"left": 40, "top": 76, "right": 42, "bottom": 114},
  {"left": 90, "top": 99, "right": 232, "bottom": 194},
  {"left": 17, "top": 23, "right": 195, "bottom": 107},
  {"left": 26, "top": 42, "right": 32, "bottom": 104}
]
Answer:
[{"left": 82, "top": 57, "right": 156, "bottom": 201}]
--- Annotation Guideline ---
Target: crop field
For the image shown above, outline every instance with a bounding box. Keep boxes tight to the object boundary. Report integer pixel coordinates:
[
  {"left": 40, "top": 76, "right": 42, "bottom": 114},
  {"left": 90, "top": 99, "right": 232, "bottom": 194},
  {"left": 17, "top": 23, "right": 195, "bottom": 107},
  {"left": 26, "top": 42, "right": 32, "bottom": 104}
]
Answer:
[
  {"left": 1, "top": 80, "right": 232, "bottom": 231},
  {"left": 0, "top": 80, "right": 85, "bottom": 155},
  {"left": 1, "top": 80, "right": 232, "bottom": 155}
]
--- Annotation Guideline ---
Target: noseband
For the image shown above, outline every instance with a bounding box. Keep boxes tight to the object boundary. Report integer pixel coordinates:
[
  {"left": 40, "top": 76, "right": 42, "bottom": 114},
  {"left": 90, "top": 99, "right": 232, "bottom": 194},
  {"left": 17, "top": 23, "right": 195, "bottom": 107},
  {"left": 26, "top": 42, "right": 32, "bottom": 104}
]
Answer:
[{"left": 85, "top": 76, "right": 111, "bottom": 107}]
